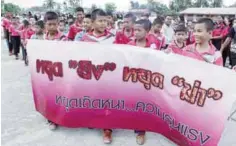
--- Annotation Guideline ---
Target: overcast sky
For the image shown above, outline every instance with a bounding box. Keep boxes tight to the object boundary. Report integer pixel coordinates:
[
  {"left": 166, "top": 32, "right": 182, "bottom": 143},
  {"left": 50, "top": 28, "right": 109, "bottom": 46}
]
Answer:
[{"left": 4, "top": 0, "right": 235, "bottom": 11}]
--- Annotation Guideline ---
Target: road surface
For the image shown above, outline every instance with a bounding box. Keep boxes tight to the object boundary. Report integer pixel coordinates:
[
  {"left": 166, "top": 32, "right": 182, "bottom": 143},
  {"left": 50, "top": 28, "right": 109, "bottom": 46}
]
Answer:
[{"left": 1, "top": 39, "right": 236, "bottom": 146}]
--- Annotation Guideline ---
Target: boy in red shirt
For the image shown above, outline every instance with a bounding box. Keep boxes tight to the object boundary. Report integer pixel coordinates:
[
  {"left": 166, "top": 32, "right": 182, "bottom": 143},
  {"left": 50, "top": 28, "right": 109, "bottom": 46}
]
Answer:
[
  {"left": 67, "top": 7, "right": 84, "bottom": 40},
  {"left": 149, "top": 16, "right": 166, "bottom": 50},
  {"left": 9, "top": 17, "right": 21, "bottom": 59},
  {"left": 80, "top": 9, "right": 114, "bottom": 144},
  {"left": 167, "top": 24, "right": 187, "bottom": 55},
  {"left": 114, "top": 13, "right": 136, "bottom": 44},
  {"left": 128, "top": 19, "right": 157, "bottom": 49},
  {"left": 106, "top": 12, "right": 116, "bottom": 35},
  {"left": 2, "top": 13, "right": 13, "bottom": 54},
  {"left": 21, "top": 20, "right": 35, "bottom": 62},
  {"left": 211, "top": 16, "right": 225, "bottom": 50},
  {"left": 44, "top": 11, "right": 67, "bottom": 41},
  {"left": 128, "top": 19, "right": 158, "bottom": 145},
  {"left": 182, "top": 18, "right": 223, "bottom": 66}
]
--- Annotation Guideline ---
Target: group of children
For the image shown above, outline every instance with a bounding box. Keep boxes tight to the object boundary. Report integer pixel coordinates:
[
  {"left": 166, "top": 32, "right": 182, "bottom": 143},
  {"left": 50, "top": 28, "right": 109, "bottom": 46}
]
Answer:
[{"left": 2, "top": 7, "right": 236, "bottom": 145}]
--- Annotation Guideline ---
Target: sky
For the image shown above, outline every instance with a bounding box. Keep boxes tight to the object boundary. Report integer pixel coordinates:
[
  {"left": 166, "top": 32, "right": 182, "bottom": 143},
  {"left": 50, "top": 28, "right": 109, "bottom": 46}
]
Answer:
[{"left": 4, "top": 0, "right": 235, "bottom": 11}]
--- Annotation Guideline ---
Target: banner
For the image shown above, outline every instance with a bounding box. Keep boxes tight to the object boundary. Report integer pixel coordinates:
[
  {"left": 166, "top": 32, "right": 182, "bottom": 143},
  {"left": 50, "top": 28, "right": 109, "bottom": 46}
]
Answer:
[{"left": 27, "top": 40, "right": 236, "bottom": 146}]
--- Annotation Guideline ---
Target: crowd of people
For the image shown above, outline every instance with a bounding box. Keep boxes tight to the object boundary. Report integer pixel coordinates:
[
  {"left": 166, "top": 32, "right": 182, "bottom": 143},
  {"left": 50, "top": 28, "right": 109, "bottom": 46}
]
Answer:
[{"left": 1, "top": 6, "right": 236, "bottom": 145}]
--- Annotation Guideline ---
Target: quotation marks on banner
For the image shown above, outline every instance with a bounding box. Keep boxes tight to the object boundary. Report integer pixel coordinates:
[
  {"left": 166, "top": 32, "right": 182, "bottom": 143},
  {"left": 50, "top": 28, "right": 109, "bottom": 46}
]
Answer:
[
  {"left": 171, "top": 76, "right": 223, "bottom": 107},
  {"left": 68, "top": 60, "right": 116, "bottom": 80}
]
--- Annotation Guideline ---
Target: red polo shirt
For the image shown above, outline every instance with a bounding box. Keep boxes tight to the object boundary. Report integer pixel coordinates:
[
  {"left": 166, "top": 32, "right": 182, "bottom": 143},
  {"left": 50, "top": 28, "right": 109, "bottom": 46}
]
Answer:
[
  {"left": 67, "top": 21, "right": 83, "bottom": 40},
  {"left": 114, "top": 29, "right": 134, "bottom": 44}
]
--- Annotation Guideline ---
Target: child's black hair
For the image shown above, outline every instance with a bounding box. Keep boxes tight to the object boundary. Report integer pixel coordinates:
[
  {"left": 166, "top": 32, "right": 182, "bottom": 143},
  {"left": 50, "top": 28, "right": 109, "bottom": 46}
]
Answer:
[
  {"left": 91, "top": 9, "right": 107, "bottom": 21},
  {"left": 124, "top": 12, "right": 136, "bottom": 23},
  {"left": 106, "top": 11, "right": 113, "bottom": 17},
  {"left": 174, "top": 24, "right": 187, "bottom": 33},
  {"left": 196, "top": 18, "right": 214, "bottom": 31},
  {"left": 84, "top": 14, "right": 91, "bottom": 19},
  {"left": 153, "top": 16, "right": 164, "bottom": 26},
  {"left": 23, "top": 20, "right": 30, "bottom": 26},
  {"left": 44, "top": 11, "right": 58, "bottom": 22},
  {"left": 59, "top": 19, "right": 66, "bottom": 25},
  {"left": 135, "top": 19, "right": 151, "bottom": 32},
  {"left": 35, "top": 20, "right": 44, "bottom": 29},
  {"left": 75, "top": 7, "right": 84, "bottom": 13}
]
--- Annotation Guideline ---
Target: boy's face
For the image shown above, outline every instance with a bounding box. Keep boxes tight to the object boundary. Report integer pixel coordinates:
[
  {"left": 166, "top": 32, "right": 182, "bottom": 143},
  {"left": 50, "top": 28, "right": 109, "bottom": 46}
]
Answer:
[
  {"left": 193, "top": 23, "right": 211, "bottom": 44},
  {"left": 93, "top": 15, "right": 107, "bottom": 33},
  {"left": 107, "top": 16, "right": 113, "bottom": 24},
  {"left": 175, "top": 31, "right": 187, "bottom": 43},
  {"left": 76, "top": 11, "right": 84, "bottom": 22},
  {"left": 58, "top": 22, "right": 65, "bottom": 32},
  {"left": 152, "top": 24, "right": 162, "bottom": 33},
  {"left": 123, "top": 17, "right": 133, "bottom": 30},
  {"left": 82, "top": 18, "right": 92, "bottom": 31},
  {"left": 165, "top": 16, "right": 172, "bottom": 26},
  {"left": 134, "top": 24, "right": 147, "bottom": 40},
  {"left": 46, "top": 19, "right": 58, "bottom": 34},
  {"left": 34, "top": 25, "right": 43, "bottom": 34}
]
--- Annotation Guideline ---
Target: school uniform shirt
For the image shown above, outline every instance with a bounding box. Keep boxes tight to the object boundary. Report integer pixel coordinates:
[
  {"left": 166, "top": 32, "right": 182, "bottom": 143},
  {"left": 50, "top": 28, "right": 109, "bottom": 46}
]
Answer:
[
  {"left": 74, "top": 30, "right": 87, "bottom": 41},
  {"left": 107, "top": 27, "right": 117, "bottom": 36},
  {"left": 21, "top": 28, "right": 35, "bottom": 47},
  {"left": 212, "top": 23, "right": 225, "bottom": 50},
  {"left": 114, "top": 29, "right": 134, "bottom": 44},
  {"left": 167, "top": 41, "right": 186, "bottom": 55},
  {"left": 182, "top": 43, "right": 223, "bottom": 66},
  {"left": 80, "top": 30, "right": 115, "bottom": 44},
  {"left": 67, "top": 21, "right": 83, "bottom": 40},
  {"left": 9, "top": 24, "right": 21, "bottom": 36},
  {"left": 186, "top": 31, "right": 195, "bottom": 45},
  {"left": 45, "top": 31, "right": 68, "bottom": 41},
  {"left": 128, "top": 38, "right": 157, "bottom": 49},
  {"left": 161, "top": 24, "right": 174, "bottom": 45},
  {"left": 227, "top": 27, "right": 236, "bottom": 66},
  {"left": 148, "top": 33, "right": 165, "bottom": 50},
  {"left": 1, "top": 18, "right": 11, "bottom": 30}
]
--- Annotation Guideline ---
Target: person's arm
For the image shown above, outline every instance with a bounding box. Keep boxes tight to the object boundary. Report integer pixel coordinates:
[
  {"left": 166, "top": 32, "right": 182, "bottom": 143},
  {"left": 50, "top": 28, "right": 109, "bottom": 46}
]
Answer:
[{"left": 220, "top": 37, "right": 232, "bottom": 53}]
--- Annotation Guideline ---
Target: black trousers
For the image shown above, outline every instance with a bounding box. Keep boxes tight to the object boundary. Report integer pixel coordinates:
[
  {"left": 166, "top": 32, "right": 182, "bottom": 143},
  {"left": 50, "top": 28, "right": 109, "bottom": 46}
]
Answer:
[
  {"left": 5, "top": 30, "right": 13, "bottom": 52},
  {"left": 222, "top": 46, "right": 231, "bottom": 66},
  {"left": 230, "top": 52, "right": 236, "bottom": 67},
  {"left": 11, "top": 36, "right": 21, "bottom": 56}
]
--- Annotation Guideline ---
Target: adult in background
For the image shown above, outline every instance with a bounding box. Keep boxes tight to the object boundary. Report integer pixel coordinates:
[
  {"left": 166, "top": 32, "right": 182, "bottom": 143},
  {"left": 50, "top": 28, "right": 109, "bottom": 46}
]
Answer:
[{"left": 161, "top": 15, "right": 174, "bottom": 48}]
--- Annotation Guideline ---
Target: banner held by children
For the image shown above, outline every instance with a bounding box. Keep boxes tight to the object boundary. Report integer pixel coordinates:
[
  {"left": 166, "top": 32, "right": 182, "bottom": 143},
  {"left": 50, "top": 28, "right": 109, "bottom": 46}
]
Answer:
[{"left": 27, "top": 40, "right": 236, "bottom": 146}]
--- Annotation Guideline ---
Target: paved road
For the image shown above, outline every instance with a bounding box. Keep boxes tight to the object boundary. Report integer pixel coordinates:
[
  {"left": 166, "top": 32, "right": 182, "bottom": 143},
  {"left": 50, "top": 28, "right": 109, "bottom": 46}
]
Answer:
[{"left": 1, "top": 39, "right": 236, "bottom": 146}]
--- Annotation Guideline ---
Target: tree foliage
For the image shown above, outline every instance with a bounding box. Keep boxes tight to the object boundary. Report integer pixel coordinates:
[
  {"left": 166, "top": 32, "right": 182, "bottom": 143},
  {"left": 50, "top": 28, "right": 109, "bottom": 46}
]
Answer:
[
  {"left": 67, "top": 0, "right": 81, "bottom": 9},
  {"left": 3, "top": 3, "right": 21, "bottom": 14},
  {"left": 105, "top": 2, "right": 117, "bottom": 13},
  {"left": 43, "top": 0, "right": 56, "bottom": 10},
  {"left": 147, "top": 0, "right": 173, "bottom": 15}
]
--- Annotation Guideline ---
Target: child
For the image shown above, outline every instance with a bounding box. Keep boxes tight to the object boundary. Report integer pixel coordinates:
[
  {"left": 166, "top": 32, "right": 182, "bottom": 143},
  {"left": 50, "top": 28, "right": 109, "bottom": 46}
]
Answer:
[
  {"left": 128, "top": 19, "right": 157, "bottom": 145},
  {"left": 166, "top": 24, "right": 187, "bottom": 55},
  {"left": 117, "top": 21, "right": 123, "bottom": 32},
  {"left": 106, "top": 12, "right": 116, "bottom": 35},
  {"left": 44, "top": 11, "right": 67, "bottom": 41},
  {"left": 80, "top": 9, "right": 114, "bottom": 43},
  {"left": 128, "top": 19, "right": 157, "bottom": 50},
  {"left": 80, "top": 9, "right": 114, "bottom": 144},
  {"left": 68, "top": 7, "right": 84, "bottom": 40},
  {"left": 186, "top": 21, "right": 195, "bottom": 45},
  {"left": 74, "top": 14, "right": 92, "bottom": 41},
  {"left": 42, "top": 11, "right": 67, "bottom": 131},
  {"left": 2, "top": 13, "right": 13, "bottom": 55},
  {"left": 31, "top": 20, "right": 44, "bottom": 40},
  {"left": 114, "top": 13, "right": 136, "bottom": 44},
  {"left": 182, "top": 18, "right": 223, "bottom": 66},
  {"left": 149, "top": 16, "right": 166, "bottom": 50},
  {"left": 9, "top": 17, "right": 21, "bottom": 59},
  {"left": 58, "top": 20, "right": 68, "bottom": 36},
  {"left": 21, "top": 20, "right": 35, "bottom": 64}
]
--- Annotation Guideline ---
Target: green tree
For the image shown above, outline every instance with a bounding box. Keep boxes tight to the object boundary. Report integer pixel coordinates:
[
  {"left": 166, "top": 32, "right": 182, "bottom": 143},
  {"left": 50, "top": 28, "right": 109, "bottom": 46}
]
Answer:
[
  {"left": 169, "top": 0, "right": 192, "bottom": 12},
  {"left": 105, "top": 2, "right": 117, "bottom": 13},
  {"left": 211, "top": 0, "right": 223, "bottom": 7},
  {"left": 43, "top": 0, "right": 56, "bottom": 10},
  {"left": 67, "top": 0, "right": 81, "bottom": 9},
  {"left": 91, "top": 4, "right": 97, "bottom": 11},
  {"left": 147, "top": 0, "right": 172, "bottom": 15},
  {"left": 192, "top": 0, "right": 210, "bottom": 7},
  {"left": 1, "top": 0, "right": 5, "bottom": 14},
  {"left": 130, "top": 1, "right": 140, "bottom": 9},
  {"left": 4, "top": 3, "right": 21, "bottom": 14},
  {"left": 27, "top": 6, "right": 46, "bottom": 12}
]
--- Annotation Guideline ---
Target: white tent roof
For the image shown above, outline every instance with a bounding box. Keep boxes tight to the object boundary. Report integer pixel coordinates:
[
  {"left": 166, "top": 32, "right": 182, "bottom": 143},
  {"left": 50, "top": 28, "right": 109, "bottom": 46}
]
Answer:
[{"left": 180, "top": 8, "right": 236, "bottom": 15}]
